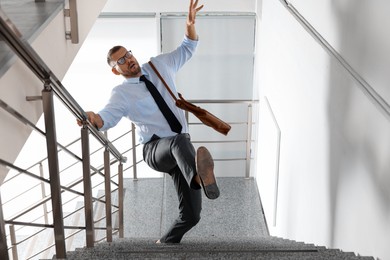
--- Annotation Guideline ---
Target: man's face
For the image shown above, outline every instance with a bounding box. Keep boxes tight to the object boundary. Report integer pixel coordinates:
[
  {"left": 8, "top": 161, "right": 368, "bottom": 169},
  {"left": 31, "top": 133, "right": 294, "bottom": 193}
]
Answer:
[{"left": 111, "top": 47, "right": 141, "bottom": 78}]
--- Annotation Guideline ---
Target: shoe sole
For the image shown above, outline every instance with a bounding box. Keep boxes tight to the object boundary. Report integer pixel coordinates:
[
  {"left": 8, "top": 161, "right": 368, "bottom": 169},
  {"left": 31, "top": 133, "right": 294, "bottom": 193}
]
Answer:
[{"left": 196, "top": 146, "right": 220, "bottom": 199}]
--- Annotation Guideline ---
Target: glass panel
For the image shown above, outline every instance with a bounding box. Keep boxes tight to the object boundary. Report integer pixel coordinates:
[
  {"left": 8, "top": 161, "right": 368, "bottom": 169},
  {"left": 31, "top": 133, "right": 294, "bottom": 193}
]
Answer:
[{"left": 161, "top": 14, "right": 256, "bottom": 100}]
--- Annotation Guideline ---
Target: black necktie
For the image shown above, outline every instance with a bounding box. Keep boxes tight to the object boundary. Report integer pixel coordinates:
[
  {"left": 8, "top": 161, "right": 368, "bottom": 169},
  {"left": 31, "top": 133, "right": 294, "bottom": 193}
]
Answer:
[{"left": 140, "top": 75, "right": 182, "bottom": 134}]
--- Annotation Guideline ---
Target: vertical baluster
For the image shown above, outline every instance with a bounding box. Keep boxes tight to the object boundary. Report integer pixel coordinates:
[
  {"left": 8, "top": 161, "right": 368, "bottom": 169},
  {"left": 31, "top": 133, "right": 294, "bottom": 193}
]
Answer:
[
  {"left": 81, "top": 124, "right": 95, "bottom": 247},
  {"left": 104, "top": 149, "right": 112, "bottom": 242},
  {"left": 42, "top": 87, "right": 66, "bottom": 258},
  {"left": 118, "top": 163, "right": 124, "bottom": 238},
  {"left": 9, "top": 225, "right": 17, "bottom": 260},
  {"left": 246, "top": 104, "right": 253, "bottom": 178},
  {"left": 131, "top": 123, "right": 138, "bottom": 180},
  {"left": 185, "top": 110, "right": 189, "bottom": 124},
  {"left": 39, "top": 163, "right": 49, "bottom": 225},
  {"left": 0, "top": 189, "right": 9, "bottom": 260}
]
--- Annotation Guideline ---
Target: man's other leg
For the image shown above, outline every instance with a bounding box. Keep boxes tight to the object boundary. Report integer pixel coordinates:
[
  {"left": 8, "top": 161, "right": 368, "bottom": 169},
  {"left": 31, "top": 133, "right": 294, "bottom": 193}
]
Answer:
[
  {"left": 143, "top": 134, "right": 202, "bottom": 243},
  {"left": 159, "top": 166, "right": 202, "bottom": 243}
]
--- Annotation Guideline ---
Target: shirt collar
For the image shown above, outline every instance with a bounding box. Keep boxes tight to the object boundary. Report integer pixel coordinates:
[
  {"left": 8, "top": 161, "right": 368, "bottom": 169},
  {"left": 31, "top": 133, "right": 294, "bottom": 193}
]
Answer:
[
  {"left": 123, "top": 68, "right": 149, "bottom": 84},
  {"left": 124, "top": 77, "right": 141, "bottom": 84}
]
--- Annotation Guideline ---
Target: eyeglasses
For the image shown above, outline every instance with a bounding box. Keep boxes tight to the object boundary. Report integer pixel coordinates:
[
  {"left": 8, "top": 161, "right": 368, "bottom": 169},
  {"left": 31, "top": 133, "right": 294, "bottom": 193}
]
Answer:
[{"left": 112, "top": 50, "right": 132, "bottom": 67}]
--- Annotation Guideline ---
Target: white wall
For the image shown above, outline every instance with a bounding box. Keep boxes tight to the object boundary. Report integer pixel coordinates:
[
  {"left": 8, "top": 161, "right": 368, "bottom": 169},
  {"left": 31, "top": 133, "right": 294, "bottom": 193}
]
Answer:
[
  {"left": 0, "top": 0, "right": 108, "bottom": 183},
  {"left": 256, "top": 0, "right": 390, "bottom": 259}
]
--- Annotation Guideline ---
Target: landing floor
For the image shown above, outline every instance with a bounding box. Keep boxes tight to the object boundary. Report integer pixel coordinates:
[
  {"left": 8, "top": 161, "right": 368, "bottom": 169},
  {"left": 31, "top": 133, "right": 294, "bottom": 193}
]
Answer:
[{"left": 123, "top": 177, "right": 269, "bottom": 241}]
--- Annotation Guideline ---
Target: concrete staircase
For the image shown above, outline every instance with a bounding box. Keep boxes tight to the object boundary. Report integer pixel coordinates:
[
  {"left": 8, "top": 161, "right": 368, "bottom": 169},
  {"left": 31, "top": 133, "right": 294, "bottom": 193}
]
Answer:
[
  {"left": 62, "top": 236, "right": 375, "bottom": 259},
  {"left": 56, "top": 177, "right": 375, "bottom": 260}
]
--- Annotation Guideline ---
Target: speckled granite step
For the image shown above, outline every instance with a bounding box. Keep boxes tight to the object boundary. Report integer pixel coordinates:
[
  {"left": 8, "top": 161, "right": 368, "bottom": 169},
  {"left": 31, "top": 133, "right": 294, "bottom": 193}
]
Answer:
[
  {"left": 60, "top": 237, "right": 375, "bottom": 260},
  {"left": 53, "top": 178, "right": 374, "bottom": 260}
]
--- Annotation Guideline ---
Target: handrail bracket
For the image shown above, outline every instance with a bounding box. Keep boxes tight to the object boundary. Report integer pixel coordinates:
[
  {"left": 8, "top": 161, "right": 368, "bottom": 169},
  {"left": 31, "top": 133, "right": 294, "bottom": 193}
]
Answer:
[{"left": 64, "top": 0, "right": 79, "bottom": 44}]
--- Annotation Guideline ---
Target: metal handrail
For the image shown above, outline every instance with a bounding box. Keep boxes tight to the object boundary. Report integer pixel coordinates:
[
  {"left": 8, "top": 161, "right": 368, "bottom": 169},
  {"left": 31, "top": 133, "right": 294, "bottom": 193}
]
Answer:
[
  {"left": 0, "top": 8, "right": 126, "bottom": 259},
  {"left": 0, "top": 97, "right": 122, "bottom": 190},
  {"left": 280, "top": 0, "right": 390, "bottom": 120},
  {"left": 0, "top": 94, "right": 136, "bottom": 258},
  {"left": 0, "top": 9, "right": 126, "bottom": 163},
  {"left": 185, "top": 99, "right": 258, "bottom": 177},
  {"left": 0, "top": 97, "right": 130, "bottom": 214}
]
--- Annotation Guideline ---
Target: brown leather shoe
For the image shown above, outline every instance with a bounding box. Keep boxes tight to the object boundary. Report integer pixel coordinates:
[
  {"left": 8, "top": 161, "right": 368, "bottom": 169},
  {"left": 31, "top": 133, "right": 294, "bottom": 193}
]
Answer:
[{"left": 196, "top": 146, "right": 220, "bottom": 199}]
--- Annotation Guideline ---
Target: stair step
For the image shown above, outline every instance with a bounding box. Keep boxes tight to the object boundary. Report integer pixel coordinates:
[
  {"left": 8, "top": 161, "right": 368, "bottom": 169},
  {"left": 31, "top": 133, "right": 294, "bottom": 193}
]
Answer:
[
  {"left": 60, "top": 237, "right": 375, "bottom": 260},
  {"left": 53, "top": 178, "right": 375, "bottom": 259}
]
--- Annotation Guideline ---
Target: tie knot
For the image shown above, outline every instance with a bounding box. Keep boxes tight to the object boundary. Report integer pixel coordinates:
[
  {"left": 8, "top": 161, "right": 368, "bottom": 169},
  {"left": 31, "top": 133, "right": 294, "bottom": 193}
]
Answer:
[{"left": 139, "top": 75, "right": 147, "bottom": 82}]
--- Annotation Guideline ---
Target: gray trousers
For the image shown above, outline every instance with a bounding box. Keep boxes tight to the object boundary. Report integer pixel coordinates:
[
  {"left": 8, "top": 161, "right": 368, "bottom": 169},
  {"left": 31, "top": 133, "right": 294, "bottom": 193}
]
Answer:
[{"left": 143, "top": 133, "right": 202, "bottom": 243}]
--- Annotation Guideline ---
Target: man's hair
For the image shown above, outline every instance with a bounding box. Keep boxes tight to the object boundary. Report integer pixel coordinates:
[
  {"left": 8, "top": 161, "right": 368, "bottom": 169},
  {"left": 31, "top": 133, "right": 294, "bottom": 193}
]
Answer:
[{"left": 107, "top": 45, "right": 124, "bottom": 66}]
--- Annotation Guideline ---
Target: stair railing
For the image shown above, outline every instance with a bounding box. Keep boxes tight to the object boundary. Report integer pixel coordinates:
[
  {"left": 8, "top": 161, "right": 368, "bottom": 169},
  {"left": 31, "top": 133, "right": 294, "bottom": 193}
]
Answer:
[
  {"left": 0, "top": 8, "right": 127, "bottom": 260},
  {"left": 0, "top": 99, "right": 137, "bottom": 259},
  {"left": 184, "top": 99, "right": 256, "bottom": 178}
]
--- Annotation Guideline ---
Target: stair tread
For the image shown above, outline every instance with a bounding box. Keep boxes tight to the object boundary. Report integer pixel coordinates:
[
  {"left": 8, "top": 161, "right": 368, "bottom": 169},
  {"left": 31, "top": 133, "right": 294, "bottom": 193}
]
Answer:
[{"left": 62, "top": 237, "right": 374, "bottom": 260}]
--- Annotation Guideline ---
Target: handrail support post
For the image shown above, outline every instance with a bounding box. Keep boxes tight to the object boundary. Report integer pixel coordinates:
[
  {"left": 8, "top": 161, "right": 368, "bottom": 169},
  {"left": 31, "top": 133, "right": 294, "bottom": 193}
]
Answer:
[
  {"left": 131, "top": 123, "right": 138, "bottom": 180},
  {"left": 81, "top": 124, "right": 95, "bottom": 247},
  {"left": 104, "top": 149, "right": 113, "bottom": 242},
  {"left": 9, "top": 225, "right": 18, "bottom": 260},
  {"left": 245, "top": 104, "right": 253, "bottom": 178},
  {"left": 0, "top": 189, "right": 9, "bottom": 260},
  {"left": 118, "top": 163, "right": 124, "bottom": 238},
  {"left": 42, "top": 87, "right": 66, "bottom": 258},
  {"left": 64, "top": 0, "right": 79, "bottom": 44}
]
